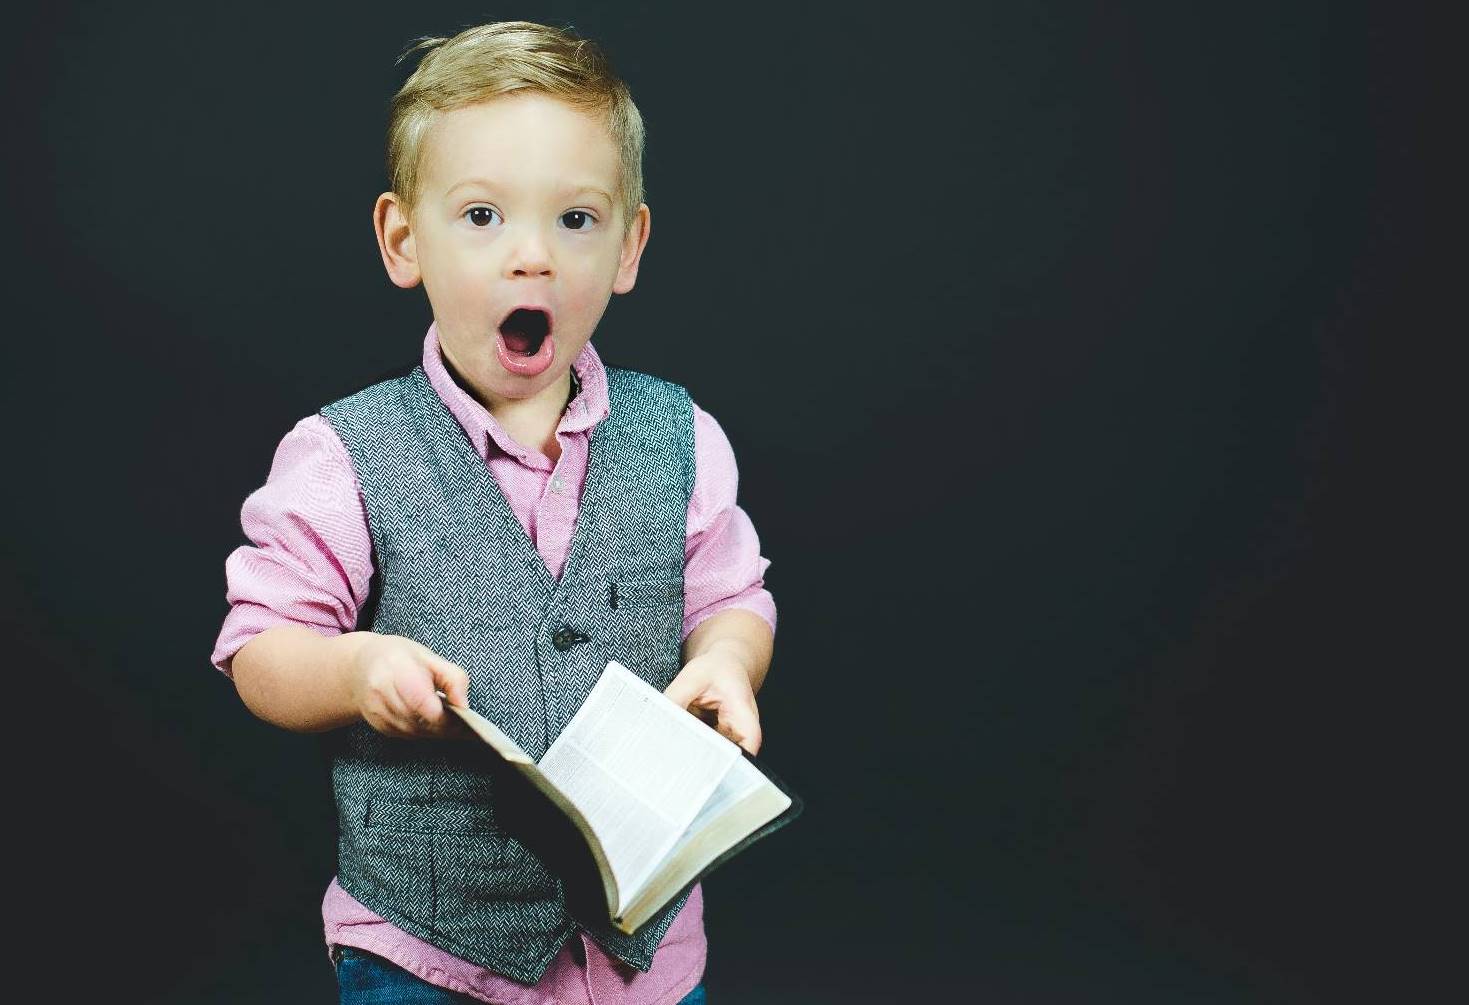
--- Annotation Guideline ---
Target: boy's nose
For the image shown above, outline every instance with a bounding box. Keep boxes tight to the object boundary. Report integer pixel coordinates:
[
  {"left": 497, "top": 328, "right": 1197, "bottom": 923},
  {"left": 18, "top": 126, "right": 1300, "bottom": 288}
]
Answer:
[{"left": 504, "top": 227, "right": 554, "bottom": 278}]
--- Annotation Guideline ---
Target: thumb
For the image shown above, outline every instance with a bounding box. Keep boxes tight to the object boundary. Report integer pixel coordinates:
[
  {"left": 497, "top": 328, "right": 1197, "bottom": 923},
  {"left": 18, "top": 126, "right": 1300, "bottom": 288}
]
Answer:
[
  {"left": 663, "top": 667, "right": 703, "bottom": 711},
  {"left": 428, "top": 656, "right": 470, "bottom": 708},
  {"left": 718, "top": 700, "right": 763, "bottom": 756}
]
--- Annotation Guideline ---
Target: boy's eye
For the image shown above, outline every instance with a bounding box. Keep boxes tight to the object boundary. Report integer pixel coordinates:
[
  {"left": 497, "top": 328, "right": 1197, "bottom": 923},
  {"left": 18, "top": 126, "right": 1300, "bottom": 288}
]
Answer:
[
  {"left": 465, "top": 207, "right": 501, "bottom": 227},
  {"left": 561, "top": 210, "right": 595, "bottom": 231}
]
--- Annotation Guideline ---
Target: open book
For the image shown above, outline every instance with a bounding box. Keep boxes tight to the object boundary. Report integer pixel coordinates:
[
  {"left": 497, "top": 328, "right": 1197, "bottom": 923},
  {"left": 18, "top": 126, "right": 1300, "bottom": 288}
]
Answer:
[{"left": 444, "top": 660, "right": 802, "bottom": 935}]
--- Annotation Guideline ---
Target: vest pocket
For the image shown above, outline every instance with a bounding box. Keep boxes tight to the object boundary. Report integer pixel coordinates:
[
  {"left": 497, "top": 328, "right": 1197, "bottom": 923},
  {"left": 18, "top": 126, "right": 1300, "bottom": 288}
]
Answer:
[
  {"left": 365, "top": 798, "right": 499, "bottom": 835},
  {"left": 610, "top": 576, "right": 682, "bottom": 608},
  {"left": 602, "top": 576, "right": 685, "bottom": 692},
  {"left": 435, "top": 833, "right": 562, "bottom": 932},
  {"left": 341, "top": 803, "right": 435, "bottom": 929}
]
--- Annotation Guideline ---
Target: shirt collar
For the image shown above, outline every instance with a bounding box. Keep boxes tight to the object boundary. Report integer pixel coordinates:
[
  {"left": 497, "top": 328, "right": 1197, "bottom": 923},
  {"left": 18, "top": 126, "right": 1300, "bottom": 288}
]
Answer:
[{"left": 421, "top": 321, "right": 611, "bottom": 466}]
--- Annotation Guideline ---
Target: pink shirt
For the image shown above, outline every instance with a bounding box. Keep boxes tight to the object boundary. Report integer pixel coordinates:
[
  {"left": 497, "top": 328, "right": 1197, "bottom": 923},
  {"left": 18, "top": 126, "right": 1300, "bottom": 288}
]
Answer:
[{"left": 212, "top": 323, "right": 777, "bottom": 1005}]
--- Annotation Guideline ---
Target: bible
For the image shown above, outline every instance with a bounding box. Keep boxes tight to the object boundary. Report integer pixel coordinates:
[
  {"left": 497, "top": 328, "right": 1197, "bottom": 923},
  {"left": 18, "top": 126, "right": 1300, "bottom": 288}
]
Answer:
[{"left": 444, "top": 660, "right": 802, "bottom": 935}]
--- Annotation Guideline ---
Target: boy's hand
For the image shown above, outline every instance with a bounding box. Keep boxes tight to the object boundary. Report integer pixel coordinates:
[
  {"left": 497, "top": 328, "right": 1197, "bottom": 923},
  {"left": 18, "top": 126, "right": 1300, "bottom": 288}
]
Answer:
[
  {"left": 664, "top": 651, "right": 762, "bottom": 755},
  {"left": 348, "top": 633, "right": 472, "bottom": 739}
]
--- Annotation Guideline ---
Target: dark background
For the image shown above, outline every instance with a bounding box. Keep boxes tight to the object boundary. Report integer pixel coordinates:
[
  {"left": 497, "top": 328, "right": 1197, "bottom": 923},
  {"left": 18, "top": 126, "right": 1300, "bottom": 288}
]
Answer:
[{"left": 4, "top": 1, "right": 1447, "bottom": 1002}]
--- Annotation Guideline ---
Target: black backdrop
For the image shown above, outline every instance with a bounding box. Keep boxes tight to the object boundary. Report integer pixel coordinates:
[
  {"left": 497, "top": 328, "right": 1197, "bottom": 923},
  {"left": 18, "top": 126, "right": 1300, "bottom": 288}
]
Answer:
[{"left": 4, "top": 1, "right": 1446, "bottom": 1002}]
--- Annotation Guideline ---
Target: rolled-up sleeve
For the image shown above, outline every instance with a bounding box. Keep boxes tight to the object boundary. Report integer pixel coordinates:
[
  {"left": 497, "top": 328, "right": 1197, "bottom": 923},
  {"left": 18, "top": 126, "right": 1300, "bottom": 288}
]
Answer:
[
  {"left": 682, "top": 404, "right": 777, "bottom": 642},
  {"left": 211, "top": 415, "right": 374, "bottom": 677}
]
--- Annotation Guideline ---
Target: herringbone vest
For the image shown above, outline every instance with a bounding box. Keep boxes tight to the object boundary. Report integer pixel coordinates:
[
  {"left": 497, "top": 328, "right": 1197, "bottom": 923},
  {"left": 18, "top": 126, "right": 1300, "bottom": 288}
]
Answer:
[{"left": 318, "top": 361, "right": 696, "bottom": 983}]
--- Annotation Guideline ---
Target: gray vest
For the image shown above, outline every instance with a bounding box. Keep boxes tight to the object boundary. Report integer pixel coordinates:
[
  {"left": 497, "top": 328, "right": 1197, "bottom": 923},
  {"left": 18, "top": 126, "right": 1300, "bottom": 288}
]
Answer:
[{"left": 318, "top": 361, "right": 696, "bottom": 983}]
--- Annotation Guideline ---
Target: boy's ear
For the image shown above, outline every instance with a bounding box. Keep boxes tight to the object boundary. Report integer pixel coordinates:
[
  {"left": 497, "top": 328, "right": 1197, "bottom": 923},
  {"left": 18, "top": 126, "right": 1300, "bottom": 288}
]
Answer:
[
  {"left": 374, "top": 192, "right": 421, "bottom": 289},
  {"left": 611, "top": 204, "right": 651, "bottom": 295}
]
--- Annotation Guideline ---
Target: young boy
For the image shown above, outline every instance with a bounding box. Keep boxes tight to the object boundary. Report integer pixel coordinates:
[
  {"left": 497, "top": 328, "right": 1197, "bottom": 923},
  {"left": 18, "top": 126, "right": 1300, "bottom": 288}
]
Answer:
[{"left": 212, "top": 21, "right": 776, "bottom": 1005}]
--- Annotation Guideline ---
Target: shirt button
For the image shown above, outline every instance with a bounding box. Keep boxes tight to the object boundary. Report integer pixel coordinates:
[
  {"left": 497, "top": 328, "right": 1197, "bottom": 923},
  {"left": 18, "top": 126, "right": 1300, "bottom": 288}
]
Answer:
[{"left": 550, "top": 475, "right": 566, "bottom": 494}]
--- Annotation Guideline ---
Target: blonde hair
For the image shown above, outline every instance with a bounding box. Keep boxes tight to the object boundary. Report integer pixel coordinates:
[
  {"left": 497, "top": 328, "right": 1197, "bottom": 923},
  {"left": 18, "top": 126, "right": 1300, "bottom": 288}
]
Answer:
[{"left": 386, "top": 21, "right": 646, "bottom": 233}]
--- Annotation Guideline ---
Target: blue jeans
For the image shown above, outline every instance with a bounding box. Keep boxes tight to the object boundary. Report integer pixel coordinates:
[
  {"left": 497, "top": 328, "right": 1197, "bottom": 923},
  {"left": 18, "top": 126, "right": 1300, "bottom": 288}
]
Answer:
[{"left": 334, "top": 944, "right": 708, "bottom": 1004}]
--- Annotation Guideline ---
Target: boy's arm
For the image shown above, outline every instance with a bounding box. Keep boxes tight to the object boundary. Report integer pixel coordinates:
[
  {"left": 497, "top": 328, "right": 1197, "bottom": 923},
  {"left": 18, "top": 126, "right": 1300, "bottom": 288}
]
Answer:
[
  {"left": 667, "top": 608, "right": 773, "bottom": 755},
  {"left": 212, "top": 416, "right": 373, "bottom": 678},
  {"left": 663, "top": 405, "right": 778, "bottom": 754},
  {"left": 233, "top": 624, "right": 468, "bottom": 737},
  {"left": 217, "top": 416, "right": 467, "bottom": 738},
  {"left": 681, "top": 607, "right": 773, "bottom": 695},
  {"left": 231, "top": 625, "right": 372, "bottom": 731}
]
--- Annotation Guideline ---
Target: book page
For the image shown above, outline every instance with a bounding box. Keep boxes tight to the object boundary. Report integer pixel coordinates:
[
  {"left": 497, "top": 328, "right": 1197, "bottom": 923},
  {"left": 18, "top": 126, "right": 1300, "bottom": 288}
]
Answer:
[
  {"left": 616, "top": 754, "right": 792, "bottom": 933},
  {"left": 663, "top": 754, "right": 767, "bottom": 858},
  {"left": 539, "top": 661, "right": 742, "bottom": 907}
]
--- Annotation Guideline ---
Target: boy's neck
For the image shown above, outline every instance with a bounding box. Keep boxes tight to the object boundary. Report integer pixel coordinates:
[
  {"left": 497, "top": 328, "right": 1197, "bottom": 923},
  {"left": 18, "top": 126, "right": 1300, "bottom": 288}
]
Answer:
[{"left": 439, "top": 349, "right": 578, "bottom": 458}]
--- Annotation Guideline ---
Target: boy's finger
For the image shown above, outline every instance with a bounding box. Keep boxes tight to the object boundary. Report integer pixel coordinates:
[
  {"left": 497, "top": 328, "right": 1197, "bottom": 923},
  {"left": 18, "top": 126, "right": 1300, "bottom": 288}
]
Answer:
[
  {"left": 393, "top": 669, "right": 444, "bottom": 725},
  {"left": 719, "top": 705, "right": 762, "bottom": 755},
  {"left": 663, "top": 673, "right": 704, "bottom": 711},
  {"left": 376, "top": 683, "right": 414, "bottom": 724},
  {"left": 406, "top": 641, "right": 468, "bottom": 704},
  {"left": 430, "top": 659, "right": 471, "bottom": 707},
  {"left": 434, "top": 710, "right": 474, "bottom": 740}
]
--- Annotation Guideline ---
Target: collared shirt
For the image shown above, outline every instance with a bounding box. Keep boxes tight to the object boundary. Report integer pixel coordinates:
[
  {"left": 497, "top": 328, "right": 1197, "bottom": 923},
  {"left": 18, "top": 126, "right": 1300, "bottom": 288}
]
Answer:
[{"left": 212, "top": 323, "right": 777, "bottom": 1005}]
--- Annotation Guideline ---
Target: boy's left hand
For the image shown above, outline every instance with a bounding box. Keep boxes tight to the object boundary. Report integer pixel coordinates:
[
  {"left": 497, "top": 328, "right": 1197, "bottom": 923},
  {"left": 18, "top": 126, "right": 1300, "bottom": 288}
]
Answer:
[{"left": 664, "top": 651, "right": 762, "bottom": 755}]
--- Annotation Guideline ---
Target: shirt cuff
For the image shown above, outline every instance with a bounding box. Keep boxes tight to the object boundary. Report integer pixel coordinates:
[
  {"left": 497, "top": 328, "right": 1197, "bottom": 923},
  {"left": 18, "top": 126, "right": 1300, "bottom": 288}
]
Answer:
[
  {"left": 681, "top": 586, "right": 777, "bottom": 643},
  {"left": 211, "top": 603, "right": 345, "bottom": 678}
]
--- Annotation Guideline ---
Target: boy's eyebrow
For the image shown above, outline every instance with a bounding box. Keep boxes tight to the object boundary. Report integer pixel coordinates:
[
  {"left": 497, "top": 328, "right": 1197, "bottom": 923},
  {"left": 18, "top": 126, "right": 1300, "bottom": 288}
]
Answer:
[{"left": 444, "top": 178, "right": 614, "bottom": 204}]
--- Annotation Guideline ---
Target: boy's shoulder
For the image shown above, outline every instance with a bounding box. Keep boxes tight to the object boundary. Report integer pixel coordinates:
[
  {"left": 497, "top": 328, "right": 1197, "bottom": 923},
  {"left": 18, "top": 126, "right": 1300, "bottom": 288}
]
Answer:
[{"left": 601, "top": 362, "right": 691, "bottom": 399}]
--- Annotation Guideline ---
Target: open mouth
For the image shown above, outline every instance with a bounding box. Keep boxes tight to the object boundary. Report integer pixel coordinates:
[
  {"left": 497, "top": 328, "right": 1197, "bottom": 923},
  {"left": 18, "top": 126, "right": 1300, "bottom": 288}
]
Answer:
[{"left": 498, "top": 307, "right": 551, "bottom": 356}]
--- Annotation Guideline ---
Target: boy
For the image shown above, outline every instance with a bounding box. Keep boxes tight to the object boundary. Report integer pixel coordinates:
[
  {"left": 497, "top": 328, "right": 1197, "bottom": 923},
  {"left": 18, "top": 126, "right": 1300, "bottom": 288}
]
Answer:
[{"left": 212, "top": 21, "right": 776, "bottom": 1005}]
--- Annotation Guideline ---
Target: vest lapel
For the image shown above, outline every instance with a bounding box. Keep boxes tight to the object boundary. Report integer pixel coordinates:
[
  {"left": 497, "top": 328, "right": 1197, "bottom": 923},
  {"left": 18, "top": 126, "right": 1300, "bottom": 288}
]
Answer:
[{"left": 409, "top": 364, "right": 605, "bottom": 594}]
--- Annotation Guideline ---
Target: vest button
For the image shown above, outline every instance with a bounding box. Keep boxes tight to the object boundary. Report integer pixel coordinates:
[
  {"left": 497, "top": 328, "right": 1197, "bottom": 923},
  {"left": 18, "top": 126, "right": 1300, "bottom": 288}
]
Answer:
[{"left": 552, "top": 626, "right": 583, "bottom": 651}]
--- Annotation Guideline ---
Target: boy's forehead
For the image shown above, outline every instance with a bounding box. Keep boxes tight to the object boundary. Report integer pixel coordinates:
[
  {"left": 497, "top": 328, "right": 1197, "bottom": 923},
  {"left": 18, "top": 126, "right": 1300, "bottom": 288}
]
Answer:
[{"left": 422, "top": 93, "right": 620, "bottom": 198}]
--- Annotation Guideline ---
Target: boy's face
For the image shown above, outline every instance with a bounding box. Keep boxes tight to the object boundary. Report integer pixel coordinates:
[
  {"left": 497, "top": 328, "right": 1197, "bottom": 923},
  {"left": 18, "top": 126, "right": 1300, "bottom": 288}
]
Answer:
[{"left": 374, "top": 91, "right": 650, "bottom": 412}]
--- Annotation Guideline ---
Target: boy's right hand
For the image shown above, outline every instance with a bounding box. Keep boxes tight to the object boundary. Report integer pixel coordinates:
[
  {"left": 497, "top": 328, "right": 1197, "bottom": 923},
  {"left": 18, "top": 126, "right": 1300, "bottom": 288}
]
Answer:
[{"left": 347, "top": 633, "right": 472, "bottom": 739}]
